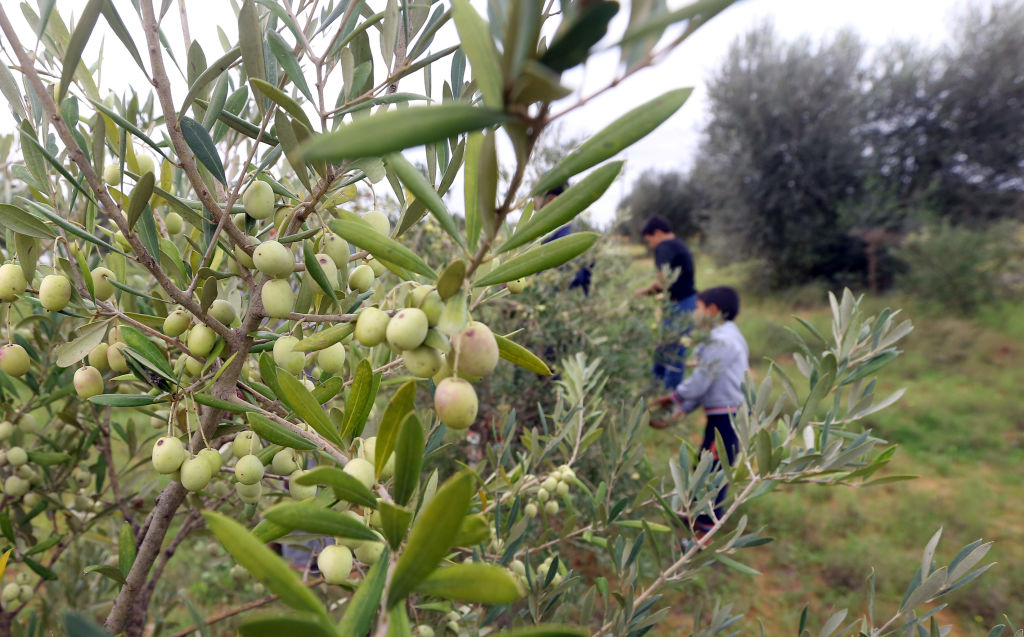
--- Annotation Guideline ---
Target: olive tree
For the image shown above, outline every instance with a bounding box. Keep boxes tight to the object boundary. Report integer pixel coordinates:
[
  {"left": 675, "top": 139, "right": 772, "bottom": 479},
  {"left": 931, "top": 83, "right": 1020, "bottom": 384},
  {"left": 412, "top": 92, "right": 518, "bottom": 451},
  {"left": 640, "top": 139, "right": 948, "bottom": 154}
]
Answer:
[{"left": 0, "top": 1, "right": 1001, "bottom": 636}]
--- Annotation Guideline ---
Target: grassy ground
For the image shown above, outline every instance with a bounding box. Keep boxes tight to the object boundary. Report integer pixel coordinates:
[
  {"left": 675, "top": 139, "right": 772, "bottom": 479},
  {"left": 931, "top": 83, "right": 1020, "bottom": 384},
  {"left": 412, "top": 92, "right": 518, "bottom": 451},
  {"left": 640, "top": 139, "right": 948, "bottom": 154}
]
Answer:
[{"left": 627, "top": 246, "right": 1024, "bottom": 635}]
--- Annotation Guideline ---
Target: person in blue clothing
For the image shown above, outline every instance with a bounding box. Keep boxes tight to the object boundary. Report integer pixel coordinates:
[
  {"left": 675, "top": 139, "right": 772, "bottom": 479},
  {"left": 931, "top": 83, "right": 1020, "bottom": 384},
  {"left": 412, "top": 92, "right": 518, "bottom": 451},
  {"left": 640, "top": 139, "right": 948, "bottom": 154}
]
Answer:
[
  {"left": 635, "top": 215, "right": 697, "bottom": 388},
  {"left": 649, "top": 286, "right": 749, "bottom": 544},
  {"left": 536, "top": 183, "right": 592, "bottom": 295}
]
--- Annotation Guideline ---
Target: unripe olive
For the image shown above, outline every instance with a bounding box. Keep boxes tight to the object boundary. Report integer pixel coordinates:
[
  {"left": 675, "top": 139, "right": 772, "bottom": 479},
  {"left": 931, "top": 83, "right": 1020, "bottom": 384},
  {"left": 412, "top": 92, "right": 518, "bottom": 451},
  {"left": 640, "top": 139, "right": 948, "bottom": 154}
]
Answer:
[
  {"left": 507, "top": 278, "right": 527, "bottom": 293},
  {"left": 253, "top": 240, "right": 294, "bottom": 278},
  {"left": 209, "top": 299, "right": 237, "bottom": 326},
  {"left": 414, "top": 625, "right": 435, "bottom": 637},
  {"left": 181, "top": 355, "right": 203, "bottom": 376},
  {"left": 0, "top": 263, "right": 28, "bottom": 301},
  {"left": 197, "top": 447, "right": 223, "bottom": 474},
  {"left": 402, "top": 345, "right": 443, "bottom": 378},
  {"left": 209, "top": 481, "right": 230, "bottom": 498},
  {"left": 23, "top": 492, "right": 41, "bottom": 508},
  {"left": 14, "top": 573, "right": 29, "bottom": 586},
  {"left": 180, "top": 457, "right": 213, "bottom": 491},
  {"left": 261, "top": 279, "right": 294, "bottom": 319},
  {"left": 406, "top": 285, "right": 443, "bottom": 326},
  {"left": 544, "top": 501, "right": 559, "bottom": 516},
  {"left": 317, "top": 343, "right": 346, "bottom": 375},
  {"left": 433, "top": 378, "right": 478, "bottom": 430},
  {"left": 3, "top": 475, "right": 29, "bottom": 498},
  {"left": 236, "top": 481, "right": 262, "bottom": 504},
  {"left": 83, "top": 345, "right": 109, "bottom": 373},
  {"left": 102, "top": 164, "right": 120, "bottom": 185},
  {"left": 453, "top": 321, "right": 499, "bottom": 377},
  {"left": 164, "top": 212, "right": 183, "bottom": 234},
  {"left": 365, "top": 257, "right": 387, "bottom": 277},
  {"left": 18, "top": 414, "right": 38, "bottom": 434},
  {"left": 188, "top": 325, "right": 217, "bottom": 357},
  {"left": 556, "top": 481, "right": 570, "bottom": 497},
  {"left": 301, "top": 378, "right": 315, "bottom": 391},
  {"left": 242, "top": 180, "right": 275, "bottom": 220},
  {"left": 355, "top": 307, "right": 390, "bottom": 346},
  {"left": 152, "top": 436, "right": 187, "bottom": 474},
  {"left": 232, "top": 431, "right": 262, "bottom": 458},
  {"left": 386, "top": 308, "right": 429, "bottom": 350},
  {"left": 347, "top": 264, "right": 375, "bottom": 292},
  {"left": 136, "top": 154, "right": 155, "bottom": 176},
  {"left": 73, "top": 468, "right": 92, "bottom": 487},
  {"left": 91, "top": 267, "right": 116, "bottom": 301},
  {"left": 74, "top": 366, "right": 104, "bottom": 398},
  {"left": 537, "top": 488, "right": 550, "bottom": 503},
  {"left": 323, "top": 233, "right": 350, "bottom": 267},
  {"left": 289, "top": 469, "right": 317, "bottom": 500},
  {"left": 0, "top": 583, "right": 19, "bottom": 604},
  {"left": 272, "top": 336, "right": 305, "bottom": 375},
  {"left": 363, "top": 210, "right": 391, "bottom": 235},
  {"left": 0, "top": 344, "right": 30, "bottom": 377},
  {"left": 235, "top": 454, "right": 264, "bottom": 485},
  {"left": 39, "top": 274, "right": 72, "bottom": 311},
  {"left": 7, "top": 446, "right": 27, "bottom": 467},
  {"left": 271, "top": 448, "right": 300, "bottom": 475},
  {"left": 343, "top": 458, "right": 375, "bottom": 489},
  {"left": 541, "top": 477, "right": 558, "bottom": 492},
  {"left": 163, "top": 309, "right": 190, "bottom": 337},
  {"left": 317, "top": 544, "right": 354, "bottom": 584},
  {"left": 0, "top": 421, "right": 13, "bottom": 441},
  {"left": 234, "top": 245, "right": 255, "bottom": 269},
  {"left": 354, "top": 537, "right": 385, "bottom": 564},
  {"left": 510, "top": 560, "right": 526, "bottom": 577},
  {"left": 0, "top": 450, "right": 7, "bottom": 466},
  {"left": 314, "top": 254, "right": 338, "bottom": 289},
  {"left": 106, "top": 342, "right": 129, "bottom": 373}
]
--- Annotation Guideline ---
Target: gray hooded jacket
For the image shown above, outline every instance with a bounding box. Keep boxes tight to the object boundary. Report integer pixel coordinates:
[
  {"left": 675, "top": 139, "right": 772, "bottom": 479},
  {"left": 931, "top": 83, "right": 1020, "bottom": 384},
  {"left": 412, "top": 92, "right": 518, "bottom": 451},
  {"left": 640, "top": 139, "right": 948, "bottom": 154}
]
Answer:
[{"left": 671, "top": 321, "right": 749, "bottom": 414}]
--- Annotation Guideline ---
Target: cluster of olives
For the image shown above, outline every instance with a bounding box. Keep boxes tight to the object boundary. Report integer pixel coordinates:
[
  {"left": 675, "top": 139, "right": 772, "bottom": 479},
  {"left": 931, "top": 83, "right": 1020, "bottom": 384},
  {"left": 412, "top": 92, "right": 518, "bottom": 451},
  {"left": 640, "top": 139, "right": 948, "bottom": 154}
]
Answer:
[
  {"left": 0, "top": 415, "right": 47, "bottom": 502},
  {"left": 0, "top": 572, "right": 34, "bottom": 609},
  {"left": 250, "top": 203, "right": 391, "bottom": 319},
  {"left": 522, "top": 465, "right": 575, "bottom": 519}
]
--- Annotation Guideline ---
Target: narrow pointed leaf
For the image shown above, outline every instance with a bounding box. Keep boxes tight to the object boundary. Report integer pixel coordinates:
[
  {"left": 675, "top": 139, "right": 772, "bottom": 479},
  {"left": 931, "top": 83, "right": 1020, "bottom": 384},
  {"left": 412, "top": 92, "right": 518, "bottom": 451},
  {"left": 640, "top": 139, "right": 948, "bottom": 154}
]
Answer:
[
  {"left": 59, "top": 0, "right": 104, "bottom": 103},
  {"left": 203, "top": 511, "right": 327, "bottom": 616},
  {"left": 451, "top": 0, "right": 503, "bottom": 107},
  {"left": 387, "top": 471, "right": 474, "bottom": 607},
  {"left": 495, "top": 333, "right": 552, "bottom": 375},
  {"left": 303, "top": 243, "right": 339, "bottom": 303},
  {"left": 127, "top": 171, "right": 155, "bottom": 230},
  {"left": 374, "top": 381, "right": 416, "bottom": 476},
  {"left": 247, "top": 413, "right": 317, "bottom": 451},
  {"left": 180, "top": 116, "right": 227, "bottom": 184},
  {"left": 474, "top": 233, "right": 598, "bottom": 286},
  {"left": 329, "top": 219, "right": 436, "bottom": 278},
  {"left": 303, "top": 104, "right": 506, "bottom": 161},
  {"left": 378, "top": 502, "right": 413, "bottom": 550},
  {"left": 100, "top": 1, "right": 146, "bottom": 73},
  {"left": 88, "top": 394, "right": 157, "bottom": 407},
  {"left": 0, "top": 204, "right": 56, "bottom": 239},
  {"left": 336, "top": 550, "right": 391, "bottom": 636},
  {"left": 264, "top": 502, "right": 379, "bottom": 541},
  {"left": 414, "top": 563, "right": 521, "bottom": 604},
  {"left": 250, "top": 78, "right": 314, "bottom": 132},
  {"left": 239, "top": 0, "right": 267, "bottom": 84},
  {"left": 178, "top": 47, "right": 242, "bottom": 118},
  {"left": 267, "top": 30, "right": 313, "bottom": 102},
  {"left": 292, "top": 323, "right": 355, "bottom": 353},
  {"left": 276, "top": 372, "right": 344, "bottom": 447},
  {"left": 88, "top": 98, "right": 170, "bottom": 161},
  {"left": 238, "top": 613, "right": 336, "bottom": 637},
  {"left": 386, "top": 153, "right": 466, "bottom": 250},
  {"left": 393, "top": 413, "right": 424, "bottom": 506},
  {"left": 502, "top": 162, "right": 621, "bottom": 253},
  {"left": 294, "top": 466, "right": 378, "bottom": 508},
  {"left": 342, "top": 359, "right": 375, "bottom": 439},
  {"left": 531, "top": 89, "right": 692, "bottom": 195}
]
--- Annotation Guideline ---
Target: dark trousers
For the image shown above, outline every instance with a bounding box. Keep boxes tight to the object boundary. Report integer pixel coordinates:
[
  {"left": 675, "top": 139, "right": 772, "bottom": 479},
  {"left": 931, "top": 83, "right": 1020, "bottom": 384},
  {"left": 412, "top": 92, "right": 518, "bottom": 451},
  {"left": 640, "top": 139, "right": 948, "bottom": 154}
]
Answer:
[{"left": 695, "top": 412, "right": 739, "bottom": 528}]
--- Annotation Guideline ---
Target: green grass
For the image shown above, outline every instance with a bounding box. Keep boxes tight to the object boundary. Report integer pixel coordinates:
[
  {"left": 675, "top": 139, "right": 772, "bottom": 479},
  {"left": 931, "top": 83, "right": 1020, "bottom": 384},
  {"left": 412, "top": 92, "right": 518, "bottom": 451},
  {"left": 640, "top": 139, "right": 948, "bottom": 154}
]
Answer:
[{"left": 627, "top": 247, "right": 1024, "bottom": 635}]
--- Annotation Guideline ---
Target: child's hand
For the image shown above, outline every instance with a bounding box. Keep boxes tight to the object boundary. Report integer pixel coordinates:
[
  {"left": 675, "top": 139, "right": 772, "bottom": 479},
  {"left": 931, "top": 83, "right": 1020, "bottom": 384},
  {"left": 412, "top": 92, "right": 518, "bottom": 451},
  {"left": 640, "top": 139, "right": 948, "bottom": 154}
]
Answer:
[{"left": 649, "top": 394, "right": 675, "bottom": 411}]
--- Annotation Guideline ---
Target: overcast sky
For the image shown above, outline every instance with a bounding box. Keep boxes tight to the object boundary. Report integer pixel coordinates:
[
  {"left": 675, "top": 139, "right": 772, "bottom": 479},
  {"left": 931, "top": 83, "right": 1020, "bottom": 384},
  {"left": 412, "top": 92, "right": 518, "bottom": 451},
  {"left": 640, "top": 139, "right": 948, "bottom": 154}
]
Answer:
[{"left": 1, "top": 0, "right": 968, "bottom": 226}]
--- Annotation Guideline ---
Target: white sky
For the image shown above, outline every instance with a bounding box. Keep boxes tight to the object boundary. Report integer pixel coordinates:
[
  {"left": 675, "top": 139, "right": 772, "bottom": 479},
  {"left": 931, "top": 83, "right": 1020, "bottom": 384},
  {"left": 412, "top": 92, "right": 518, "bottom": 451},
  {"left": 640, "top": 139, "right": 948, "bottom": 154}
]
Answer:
[{"left": 1, "top": 0, "right": 966, "bottom": 226}]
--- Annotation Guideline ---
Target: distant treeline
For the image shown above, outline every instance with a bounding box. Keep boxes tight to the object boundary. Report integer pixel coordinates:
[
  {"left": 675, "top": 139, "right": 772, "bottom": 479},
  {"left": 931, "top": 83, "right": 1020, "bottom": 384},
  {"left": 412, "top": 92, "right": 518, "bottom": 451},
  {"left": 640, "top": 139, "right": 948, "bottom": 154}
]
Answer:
[{"left": 617, "top": 0, "right": 1024, "bottom": 292}]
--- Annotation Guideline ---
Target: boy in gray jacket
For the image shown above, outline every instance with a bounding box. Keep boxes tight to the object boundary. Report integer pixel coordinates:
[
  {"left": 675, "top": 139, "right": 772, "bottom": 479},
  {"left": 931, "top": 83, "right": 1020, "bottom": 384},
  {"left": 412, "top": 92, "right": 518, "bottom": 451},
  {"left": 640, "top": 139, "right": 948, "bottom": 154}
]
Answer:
[{"left": 650, "top": 286, "right": 749, "bottom": 537}]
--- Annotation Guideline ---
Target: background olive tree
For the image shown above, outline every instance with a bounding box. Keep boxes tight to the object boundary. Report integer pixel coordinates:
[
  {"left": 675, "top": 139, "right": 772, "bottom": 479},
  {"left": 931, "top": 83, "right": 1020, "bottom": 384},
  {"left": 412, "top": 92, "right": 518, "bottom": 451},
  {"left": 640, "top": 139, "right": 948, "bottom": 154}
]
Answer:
[{"left": 0, "top": 1, "right": 1006, "bottom": 636}]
